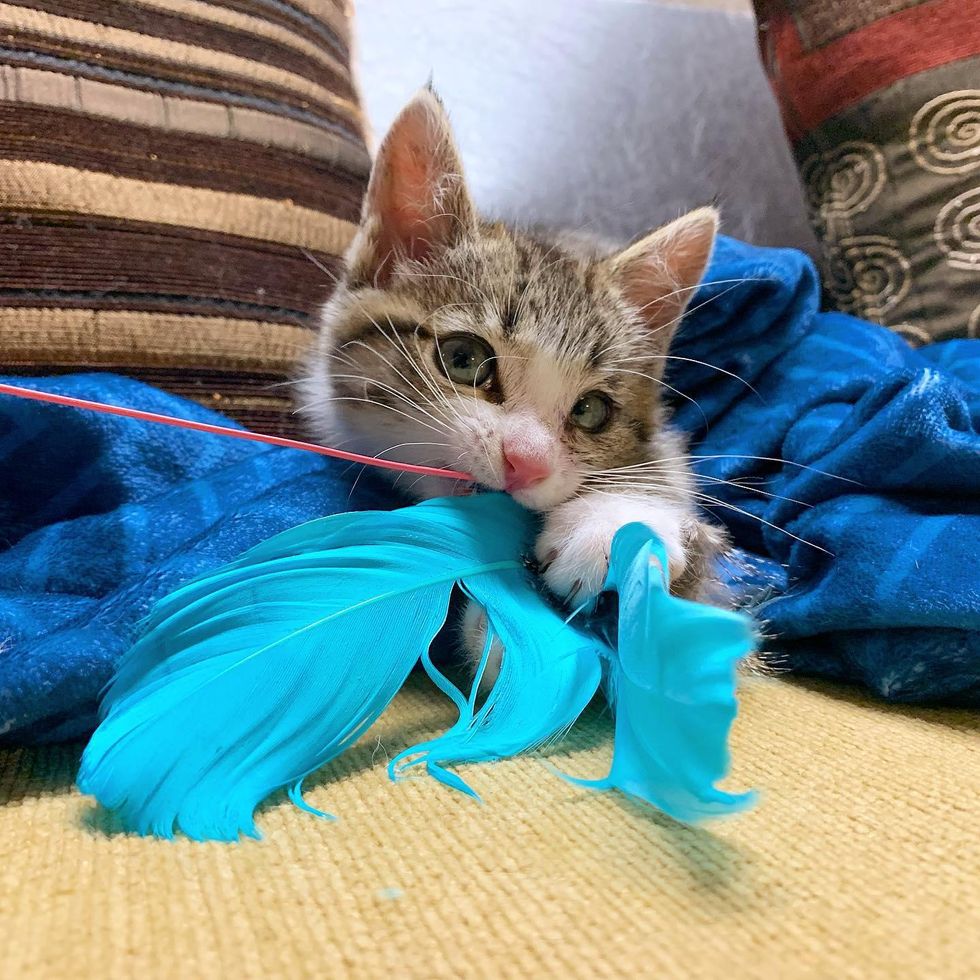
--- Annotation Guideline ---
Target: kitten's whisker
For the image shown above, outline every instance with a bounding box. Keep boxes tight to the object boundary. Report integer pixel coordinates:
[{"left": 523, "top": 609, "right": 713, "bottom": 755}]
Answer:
[
  {"left": 592, "top": 282, "right": 754, "bottom": 367},
  {"left": 605, "top": 367, "right": 709, "bottom": 429},
  {"left": 687, "top": 490, "right": 833, "bottom": 556},
  {"left": 401, "top": 470, "right": 440, "bottom": 496},
  {"left": 263, "top": 377, "right": 311, "bottom": 391},
  {"left": 361, "top": 310, "right": 470, "bottom": 433},
  {"left": 647, "top": 282, "right": 753, "bottom": 338},
  {"left": 373, "top": 440, "right": 455, "bottom": 457},
  {"left": 399, "top": 268, "right": 497, "bottom": 312},
  {"left": 347, "top": 441, "right": 459, "bottom": 503},
  {"left": 372, "top": 321, "right": 456, "bottom": 416},
  {"left": 341, "top": 336, "right": 457, "bottom": 430},
  {"left": 695, "top": 474, "right": 812, "bottom": 508},
  {"left": 329, "top": 372, "right": 452, "bottom": 433},
  {"left": 585, "top": 472, "right": 814, "bottom": 509},
  {"left": 381, "top": 317, "right": 470, "bottom": 430},
  {"left": 587, "top": 485, "right": 833, "bottom": 556},
  {"left": 300, "top": 247, "right": 340, "bottom": 284},
  {"left": 343, "top": 318, "right": 448, "bottom": 413},
  {"left": 417, "top": 300, "right": 484, "bottom": 322},
  {"left": 646, "top": 354, "right": 762, "bottom": 397},
  {"left": 589, "top": 286, "right": 758, "bottom": 363},
  {"left": 592, "top": 453, "right": 860, "bottom": 485},
  {"left": 629, "top": 277, "right": 766, "bottom": 319}
]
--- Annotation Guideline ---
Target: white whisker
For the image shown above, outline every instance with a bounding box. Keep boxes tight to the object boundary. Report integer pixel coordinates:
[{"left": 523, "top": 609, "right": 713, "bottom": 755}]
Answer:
[
  {"left": 605, "top": 367, "right": 709, "bottom": 428},
  {"left": 296, "top": 395, "right": 447, "bottom": 436}
]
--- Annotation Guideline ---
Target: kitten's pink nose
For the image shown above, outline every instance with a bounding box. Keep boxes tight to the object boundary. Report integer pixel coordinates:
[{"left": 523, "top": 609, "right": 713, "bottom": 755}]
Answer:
[{"left": 502, "top": 445, "right": 552, "bottom": 492}]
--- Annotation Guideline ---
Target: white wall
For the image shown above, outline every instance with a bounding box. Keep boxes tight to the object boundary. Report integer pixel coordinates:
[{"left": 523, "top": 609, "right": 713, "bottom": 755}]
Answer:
[{"left": 354, "top": 0, "right": 816, "bottom": 253}]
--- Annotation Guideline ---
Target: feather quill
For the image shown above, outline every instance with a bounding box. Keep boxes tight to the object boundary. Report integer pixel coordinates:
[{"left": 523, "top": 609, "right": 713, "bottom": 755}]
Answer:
[{"left": 78, "top": 496, "right": 755, "bottom": 841}]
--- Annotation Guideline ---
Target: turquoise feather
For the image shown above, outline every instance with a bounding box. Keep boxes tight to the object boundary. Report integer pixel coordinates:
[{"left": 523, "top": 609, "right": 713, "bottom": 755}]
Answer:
[
  {"left": 77, "top": 494, "right": 756, "bottom": 841},
  {"left": 563, "top": 522, "right": 757, "bottom": 821}
]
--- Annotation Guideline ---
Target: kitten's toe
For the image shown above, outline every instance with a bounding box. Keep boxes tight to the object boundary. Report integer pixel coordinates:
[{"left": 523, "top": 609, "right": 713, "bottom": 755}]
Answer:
[{"left": 535, "top": 525, "right": 610, "bottom": 605}]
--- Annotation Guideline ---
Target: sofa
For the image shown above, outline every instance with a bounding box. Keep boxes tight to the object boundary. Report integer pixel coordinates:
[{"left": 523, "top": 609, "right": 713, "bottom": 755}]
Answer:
[{"left": 0, "top": 1, "right": 977, "bottom": 977}]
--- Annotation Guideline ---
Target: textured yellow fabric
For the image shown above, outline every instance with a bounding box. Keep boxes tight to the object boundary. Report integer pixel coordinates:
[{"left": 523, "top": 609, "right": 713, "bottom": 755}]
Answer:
[{"left": 0, "top": 676, "right": 976, "bottom": 978}]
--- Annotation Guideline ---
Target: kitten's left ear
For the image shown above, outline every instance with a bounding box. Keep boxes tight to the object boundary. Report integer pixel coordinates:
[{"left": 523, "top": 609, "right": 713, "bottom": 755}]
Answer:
[{"left": 607, "top": 206, "right": 718, "bottom": 347}]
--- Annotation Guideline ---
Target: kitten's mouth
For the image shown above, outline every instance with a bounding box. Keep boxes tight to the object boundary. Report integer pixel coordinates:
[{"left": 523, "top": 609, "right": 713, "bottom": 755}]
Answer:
[
  {"left": 504, "top": 482, "right": 571, "bottom": 513},
  {"left": 455, "top": 479, "right": 545, "bottom": 509},
  {"left": 449, "top": 463, "right": 573, "bottom": 511}
]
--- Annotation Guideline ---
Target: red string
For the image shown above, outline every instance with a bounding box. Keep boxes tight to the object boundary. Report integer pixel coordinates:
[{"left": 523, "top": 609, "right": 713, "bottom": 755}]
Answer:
[{"left": 0, "top": 383, "right": 474, "bottom": 482}]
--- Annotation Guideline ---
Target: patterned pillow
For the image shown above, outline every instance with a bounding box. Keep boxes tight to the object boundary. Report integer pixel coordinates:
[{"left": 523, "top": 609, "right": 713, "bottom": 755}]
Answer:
[
  {"left": 754, "top": 0, "right": 979, "bottom": 344},
  {"left": 0, "top": 1, "right": 370, "bottom": 434}
]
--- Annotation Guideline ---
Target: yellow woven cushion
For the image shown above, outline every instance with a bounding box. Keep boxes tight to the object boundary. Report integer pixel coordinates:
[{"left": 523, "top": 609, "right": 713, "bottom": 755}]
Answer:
[{"left": 1, "top": 676, "right": 977, "bottom": 977}]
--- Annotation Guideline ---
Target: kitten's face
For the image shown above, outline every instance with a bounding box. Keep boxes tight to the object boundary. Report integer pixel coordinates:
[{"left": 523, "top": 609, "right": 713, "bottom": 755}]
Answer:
[
  {"left": 300, "top": 90, "right": 716, "bottom": 511},
  {"left": 306, "top": 230, "right": 664, "bottom": 509}
]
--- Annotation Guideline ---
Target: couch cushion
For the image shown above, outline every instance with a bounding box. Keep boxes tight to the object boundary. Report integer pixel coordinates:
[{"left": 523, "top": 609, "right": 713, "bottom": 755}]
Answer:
[
  {"left": 755, "top": 0, "right": 980, "bottom": 344},
  {"left": 0, "top": 1, "right": 370, "bottom": 434},
  {"left": 0, "top": 675, "right": 977, "bottom": 976}
]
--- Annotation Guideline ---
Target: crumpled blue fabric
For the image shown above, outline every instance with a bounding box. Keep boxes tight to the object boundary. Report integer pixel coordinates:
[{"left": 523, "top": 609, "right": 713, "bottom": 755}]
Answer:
[
  {"left": 666, "top": 237, "right": 979, "bottom": 705},
  {"left": 0, "top": 374, "right": 391, "bottom": 742},
  {"left": 0, "top": 235, "right": 977, "bottom": 744}
]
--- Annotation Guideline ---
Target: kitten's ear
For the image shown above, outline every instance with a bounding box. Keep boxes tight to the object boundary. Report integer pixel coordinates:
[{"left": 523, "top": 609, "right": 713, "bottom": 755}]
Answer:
[
  {"left": 607, "top": 207, "right": 718, "bottom": 347},
  {"left": 348, "top": 87, "right": 475, "bottom": 287}
]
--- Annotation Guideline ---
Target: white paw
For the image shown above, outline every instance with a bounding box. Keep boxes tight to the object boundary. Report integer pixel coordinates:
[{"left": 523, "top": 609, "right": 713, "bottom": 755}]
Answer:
[
  {"left": 536, "top": 519, "right": 612, "bottom": 606},
  {"left": 535, "top": 494, "right": 689, "bottom": 605},
  {"left": 459, "top": 598, "right": 504, "bottom": 691}
]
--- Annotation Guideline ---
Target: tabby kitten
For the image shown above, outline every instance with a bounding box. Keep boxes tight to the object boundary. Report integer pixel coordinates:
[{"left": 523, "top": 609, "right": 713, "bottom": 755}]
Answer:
[{"left": 300, "top": 89, "right": 726, "bottom": 662}]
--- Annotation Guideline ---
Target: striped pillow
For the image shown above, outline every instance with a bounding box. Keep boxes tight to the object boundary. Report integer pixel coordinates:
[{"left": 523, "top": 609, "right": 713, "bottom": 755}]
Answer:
[{"left": 0, "top": 1, "right": 370, "bottom": 434}]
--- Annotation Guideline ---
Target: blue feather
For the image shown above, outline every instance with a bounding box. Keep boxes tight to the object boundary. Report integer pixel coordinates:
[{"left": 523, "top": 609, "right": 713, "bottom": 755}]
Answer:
[
  {"left": 77, "top": 495, "right": 755, "bottom": 840},
  {"left": 389, "top": 575, "right": 602, "bottom": 795},
  {"left": 79, "top": 495, "right": 533, "bottom": 839},
  {"left": 562, "top": 523, "right": 757, "bottom": 822}
]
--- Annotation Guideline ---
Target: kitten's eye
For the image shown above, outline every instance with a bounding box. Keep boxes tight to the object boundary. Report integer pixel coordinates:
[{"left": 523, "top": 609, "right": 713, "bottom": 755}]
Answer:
[
  {"left": 436, "top": 334, "right": 496, "bottom": 387},
  {"left": 570, "top": 391, "right": 612, "bottom": 433}
]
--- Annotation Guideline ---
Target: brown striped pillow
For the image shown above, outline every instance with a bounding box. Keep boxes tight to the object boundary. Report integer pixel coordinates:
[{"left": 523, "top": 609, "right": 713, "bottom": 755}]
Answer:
[{"left": 0, "top": 0, "right": 370, "bottom": 435}]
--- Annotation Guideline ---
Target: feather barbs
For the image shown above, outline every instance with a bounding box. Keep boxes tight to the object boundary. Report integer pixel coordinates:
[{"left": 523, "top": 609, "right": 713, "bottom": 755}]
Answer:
[{"left": 77, "top": 495, "right": 756, "bottom": 841}]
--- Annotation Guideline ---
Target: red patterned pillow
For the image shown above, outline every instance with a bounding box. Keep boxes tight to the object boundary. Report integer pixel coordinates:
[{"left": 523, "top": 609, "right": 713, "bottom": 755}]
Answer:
[{"left": 754, "top": 0, "right": 979, "bottom": 344}]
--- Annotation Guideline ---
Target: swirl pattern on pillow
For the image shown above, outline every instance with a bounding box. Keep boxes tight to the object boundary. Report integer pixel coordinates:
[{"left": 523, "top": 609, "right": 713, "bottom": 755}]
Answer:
[{"left": 755, "top": 0, "right": 980, "bottom": 344}]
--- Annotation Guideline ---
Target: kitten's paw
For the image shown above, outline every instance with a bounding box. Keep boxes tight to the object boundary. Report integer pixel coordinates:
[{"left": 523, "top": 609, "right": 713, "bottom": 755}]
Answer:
[
  {"left": 536, "top": 494, "right": 689, "bottom": 605},
  {"left": 459, "top": 598, "right": 504, "bottom": 691},
  {"left": 536, "top": 521, "right": 612, "bottom": 607}
]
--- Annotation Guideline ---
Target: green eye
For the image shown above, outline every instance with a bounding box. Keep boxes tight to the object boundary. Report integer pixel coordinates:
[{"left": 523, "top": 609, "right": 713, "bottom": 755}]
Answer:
[
  {"left": 436, "top": 334, "right": 496, "bottom": 387},
  {"left": 570, "top": 391, "right": 612, "bottom": 433}
]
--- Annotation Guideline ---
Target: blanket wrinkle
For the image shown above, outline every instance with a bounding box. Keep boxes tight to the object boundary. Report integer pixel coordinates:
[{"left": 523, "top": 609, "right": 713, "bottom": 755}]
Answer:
[{"left": 668, "top": 237, "right": 979, "bottom": 706}]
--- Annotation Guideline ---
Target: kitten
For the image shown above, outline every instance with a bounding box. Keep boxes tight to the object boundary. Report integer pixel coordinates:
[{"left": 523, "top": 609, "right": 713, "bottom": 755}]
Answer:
[{"left": 299, "top": 88, "right": 727, "bottom": 669}]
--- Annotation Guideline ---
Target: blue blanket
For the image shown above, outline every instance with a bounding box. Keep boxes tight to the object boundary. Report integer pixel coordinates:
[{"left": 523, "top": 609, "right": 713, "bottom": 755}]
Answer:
[
  {"left": 670, "top": 238, "right": 979, "bottom": 705},
  {"left": 1, "top": 237, "right": 977, "bottom": 742}
]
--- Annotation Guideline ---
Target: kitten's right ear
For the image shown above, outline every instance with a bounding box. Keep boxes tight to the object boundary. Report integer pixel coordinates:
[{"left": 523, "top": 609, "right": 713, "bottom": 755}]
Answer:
[{"left": 348, "top": 88, "right": 475, "bottom": 288}]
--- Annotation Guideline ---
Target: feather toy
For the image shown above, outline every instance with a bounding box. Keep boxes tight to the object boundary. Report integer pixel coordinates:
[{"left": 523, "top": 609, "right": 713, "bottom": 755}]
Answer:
[{"left": 78, "top": 494, "right": 756, "bottom": 841}]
